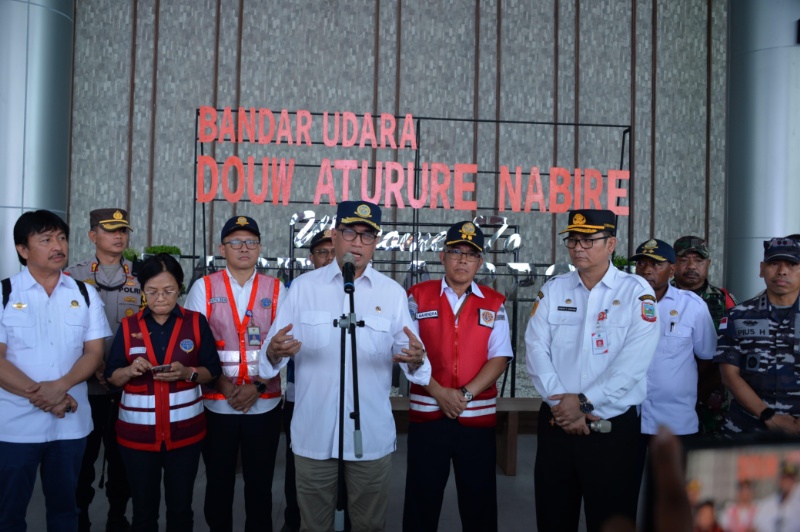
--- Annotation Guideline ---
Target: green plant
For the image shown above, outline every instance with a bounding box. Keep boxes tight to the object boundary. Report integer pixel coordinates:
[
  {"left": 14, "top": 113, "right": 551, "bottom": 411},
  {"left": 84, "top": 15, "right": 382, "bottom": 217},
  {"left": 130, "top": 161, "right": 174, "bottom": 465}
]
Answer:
[
  {"left": 143, "top": 245, "right": 182, "bottom": 256},
  {"left": 122, "top": 247, "right": 139, "bottom": 262},
  {"left": 612, "top": 252, "right": 630, "bottom": 271}
]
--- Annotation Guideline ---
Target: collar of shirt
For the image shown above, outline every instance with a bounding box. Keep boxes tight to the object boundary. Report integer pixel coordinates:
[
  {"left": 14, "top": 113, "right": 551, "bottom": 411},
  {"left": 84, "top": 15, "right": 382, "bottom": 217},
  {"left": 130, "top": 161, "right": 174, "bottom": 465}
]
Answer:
[
  {"left": 440, "top": 278, "right": 484, "bottom": 317},
  {"left": 224, "top": 266, "right": 256, "bottom": 289},
  {"left": 142, "top": 304, "right": 185, "bottom": 322},
  {"left": 662, "top": 283, "right": 678, "bottom": 302},
  {"left": 19, "top": 267, "right": 75, "bottom": 293},
  {"left": 321, "top": 259, "right": 376, "bottom": 289},
  {"left": 570, "top": 260, "right": 619, "bottom": 291}
]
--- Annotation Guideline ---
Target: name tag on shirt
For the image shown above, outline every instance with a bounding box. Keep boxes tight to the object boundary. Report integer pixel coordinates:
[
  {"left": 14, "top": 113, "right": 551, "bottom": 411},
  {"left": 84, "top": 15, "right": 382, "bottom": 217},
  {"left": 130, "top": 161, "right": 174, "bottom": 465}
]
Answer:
[
  {"left": 734, "top": 319, "right": 769, "bottom": 338},
  {"left": 592, "top": 331, "right": 609, "bottom": 354}
]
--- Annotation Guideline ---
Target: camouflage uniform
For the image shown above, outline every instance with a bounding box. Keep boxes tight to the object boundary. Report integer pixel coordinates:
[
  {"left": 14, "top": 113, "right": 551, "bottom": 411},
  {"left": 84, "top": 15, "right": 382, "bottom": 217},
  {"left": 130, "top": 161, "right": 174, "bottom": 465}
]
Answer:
[
  {"left": 671, "top": 279, "right": 737, "bottom": 435},
  {"left": 714, "top": 291, "right": 800, "bottom": 435}
]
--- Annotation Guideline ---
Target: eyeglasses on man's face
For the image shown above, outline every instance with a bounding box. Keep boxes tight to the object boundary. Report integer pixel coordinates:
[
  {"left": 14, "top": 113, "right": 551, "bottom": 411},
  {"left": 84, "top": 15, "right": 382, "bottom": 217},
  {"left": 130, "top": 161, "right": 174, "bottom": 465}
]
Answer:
[
  {"left": 443, "top": 249, "right": 482, "bottom": 262},
  {"left": 338, "top": 228, "right": 378, "bottom": 245},
  {"left": 313, "top": 248, "right": 334, "bottom": 257},
  {"left": 563, "top": 236, "right": 610, "bottom": 249},
  {"left": 223, "top": 239, "right": 260, "bottom": 250}
]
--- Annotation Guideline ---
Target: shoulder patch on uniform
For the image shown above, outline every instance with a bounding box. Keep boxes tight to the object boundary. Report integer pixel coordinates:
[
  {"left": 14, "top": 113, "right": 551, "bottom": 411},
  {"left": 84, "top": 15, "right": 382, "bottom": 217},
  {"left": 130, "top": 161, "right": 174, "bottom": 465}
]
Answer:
[
  {"left": 537, "top": 291, "right": 544, "bottom": 299},
  {"left": 641, "top": 301, "right": 657, "bottom": 322},
  {"left": 639, "top": 294, "right": 656, "bottom": 302}
]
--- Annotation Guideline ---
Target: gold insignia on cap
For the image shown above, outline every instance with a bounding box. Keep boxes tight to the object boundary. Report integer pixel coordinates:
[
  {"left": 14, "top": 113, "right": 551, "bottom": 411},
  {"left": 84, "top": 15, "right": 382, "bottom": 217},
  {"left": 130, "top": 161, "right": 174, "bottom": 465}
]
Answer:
[
  {"left": 113, "top": 210, "right": 123, "bottom": 220},
  {"left": 71, "top": 300, "right": 80, "bottom": 307},
  {"left": 613, "top": 300, "right": 621, "bottom": 306},
  {"left": 12, "top": 302, "right": 26, "bottom": 309},
  {"left": 573, "top": 213, "right": 586, "bottom": 225},
  {"left": 324, "top": 229, "right": 331, "bottom": 238},
  {"left": 643, "top": 239, "right": 658, "bottom": 254},
  {"left": 460, "top": 222, "right": 476, "bottom": 240},
  {"left": 670, "top": 310, "right": 678, "bottom": 316},
  {"left": 236, "top": 216, "right": 248, "bottom": 227},
  {"left": 565, "top": 299, "right": 572, "bottom": 304},
  {"left": 356, "top": 204, "right": 371, "bottom": 218}
]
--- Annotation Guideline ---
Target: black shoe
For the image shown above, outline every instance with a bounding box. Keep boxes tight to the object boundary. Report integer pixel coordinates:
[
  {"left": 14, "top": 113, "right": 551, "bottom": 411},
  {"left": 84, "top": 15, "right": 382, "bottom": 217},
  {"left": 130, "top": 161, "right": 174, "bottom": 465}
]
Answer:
[
  {"left": 105, "top": 515, "right": 131, "bottom": 532},
  {"left": 279, "top": 524, "right": 299, "bottom": 532}
]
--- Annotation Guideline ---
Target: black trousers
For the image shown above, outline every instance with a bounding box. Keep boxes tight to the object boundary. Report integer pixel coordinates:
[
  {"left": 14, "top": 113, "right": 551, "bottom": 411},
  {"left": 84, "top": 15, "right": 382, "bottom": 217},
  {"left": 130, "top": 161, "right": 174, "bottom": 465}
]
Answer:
[
  {"left": 119, "top": 441, "right": 202, "bottom": 532},
  {"left": 76, "top": 394, "right": 130, "bottom": 518},
  {"left": 202, "top": 406, "right": 281, "bottom": 532},
  {"left": 403, "top": 418, "right": 497, "bottom": 532},
  {"left": 282, "top": 400, "right": 301, "bottom": 530},
  {"left": 534, "top": 404, "right": 645, "bottom": 532}
]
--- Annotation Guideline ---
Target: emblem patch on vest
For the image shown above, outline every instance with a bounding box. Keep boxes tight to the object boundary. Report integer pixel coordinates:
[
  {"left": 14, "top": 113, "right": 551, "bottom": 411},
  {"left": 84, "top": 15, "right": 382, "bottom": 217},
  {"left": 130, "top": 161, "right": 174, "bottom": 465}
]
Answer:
[
  {"left": 479, "top": 309, "right": 496, "bottom": 328},
  {"left": 416, "top": 310, "right": 438, "bottom": 320},
  {"left": 180, "top": 339, "right": 195, "bottom": 353},
  {"left": 209, "top": 297, "right": 228, "bottom": 304},
  {"left": 261, "top": 298, "right": 272, "bottom": 309}
]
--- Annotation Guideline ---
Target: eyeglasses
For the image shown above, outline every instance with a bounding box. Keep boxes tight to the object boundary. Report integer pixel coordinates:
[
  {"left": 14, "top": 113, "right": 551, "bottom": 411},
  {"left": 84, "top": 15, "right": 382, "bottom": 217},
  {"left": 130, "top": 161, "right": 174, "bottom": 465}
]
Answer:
[
  {"left": 313, "top": 249, "right": 333, "bottom": 257},
  {"left": 338, "top": 228, "right": 378, "bottom": 245},
  {"left": 443, "top": 249, "right": 482, "bottom": 262},
  {"left": 223, "top": 239, "right": 260, "bottom": 250},
  {"left": 143, "top": 288, "right": 179, "bottom": 299},
  {"left": 563, "top": 236, "right": 610, "bottom": 249}
]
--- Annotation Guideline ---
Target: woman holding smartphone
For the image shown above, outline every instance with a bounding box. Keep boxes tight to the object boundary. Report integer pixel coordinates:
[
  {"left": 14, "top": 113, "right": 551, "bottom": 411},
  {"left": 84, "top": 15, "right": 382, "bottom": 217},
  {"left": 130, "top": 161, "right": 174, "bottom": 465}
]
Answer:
[{"left": 106, "top": 253, "right": 221, "bottom": 532}]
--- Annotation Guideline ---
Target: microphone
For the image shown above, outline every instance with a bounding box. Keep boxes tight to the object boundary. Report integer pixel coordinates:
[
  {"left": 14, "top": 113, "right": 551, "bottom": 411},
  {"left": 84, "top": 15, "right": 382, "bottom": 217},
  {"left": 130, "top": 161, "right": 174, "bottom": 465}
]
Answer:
[
  {"left": 588, "top": 419, "right": 612, "bottom": 433},
  {"left": 342, "top": 253, "right": 356, "bottom": 294}
]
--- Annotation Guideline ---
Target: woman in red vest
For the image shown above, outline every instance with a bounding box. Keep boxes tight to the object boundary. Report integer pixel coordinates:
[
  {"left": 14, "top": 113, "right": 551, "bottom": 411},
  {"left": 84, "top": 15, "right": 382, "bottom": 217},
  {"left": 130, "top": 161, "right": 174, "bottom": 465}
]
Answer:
[{"left": 105, "top": 254, "right": 221, "bottom": 532}]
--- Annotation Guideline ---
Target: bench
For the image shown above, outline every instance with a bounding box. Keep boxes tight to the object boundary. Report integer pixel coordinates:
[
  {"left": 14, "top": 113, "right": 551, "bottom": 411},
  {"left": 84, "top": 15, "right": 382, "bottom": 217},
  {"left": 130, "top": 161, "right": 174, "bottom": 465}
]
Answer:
[{"left": 390, "top": 396, "right": 542, "bottom": 476}]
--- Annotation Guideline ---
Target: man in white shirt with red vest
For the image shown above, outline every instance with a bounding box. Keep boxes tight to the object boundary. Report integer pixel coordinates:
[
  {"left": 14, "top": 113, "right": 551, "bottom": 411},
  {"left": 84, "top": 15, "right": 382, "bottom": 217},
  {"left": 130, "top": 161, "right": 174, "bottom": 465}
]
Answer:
[
  {"left": 403, "top": 221, "right": 513, "bottom": 532},
  {"left": 184, "top": 215, "right": 285, "bottom": 532}
]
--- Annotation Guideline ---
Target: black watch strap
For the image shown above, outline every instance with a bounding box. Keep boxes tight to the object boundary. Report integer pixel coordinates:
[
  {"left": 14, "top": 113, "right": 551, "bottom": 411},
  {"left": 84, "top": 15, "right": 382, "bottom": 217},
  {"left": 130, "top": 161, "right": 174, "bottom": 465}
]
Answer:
[
  {"left": 255, "top": 380, "right": 268, "bottom": 394},
  {"left": 760, "top": 407, "right": 776, "bottom": 423}
]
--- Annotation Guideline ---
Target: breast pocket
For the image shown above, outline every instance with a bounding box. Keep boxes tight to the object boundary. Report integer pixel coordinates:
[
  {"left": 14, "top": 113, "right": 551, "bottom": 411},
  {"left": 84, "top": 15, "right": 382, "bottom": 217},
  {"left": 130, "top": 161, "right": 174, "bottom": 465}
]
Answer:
[
  {"left": 2, "top": 308, "right": 37, "bottom": 349},
  {"left": 664, "top": 325, "right": 692, "bottom": 356},
  {"left": 605, "top": 311, "right": 632, "bottom": 355},
  {"left": 298, "top": 311, "right": 332, "bottom": 351},
  {"left": 359, "top": 315, "right": 391, "bottom": 358},
  {"left": 63, "top": 308, "right": 90, "bottom": 347},
  {"left": 548, "top": 312, "right": 582, "bottom": 351}
]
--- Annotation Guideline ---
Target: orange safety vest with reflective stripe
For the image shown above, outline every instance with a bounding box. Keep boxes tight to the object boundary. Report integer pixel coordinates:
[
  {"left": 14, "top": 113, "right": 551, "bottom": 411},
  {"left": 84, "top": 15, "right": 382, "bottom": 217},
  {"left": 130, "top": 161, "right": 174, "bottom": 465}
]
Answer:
[
  {"left": 201, "top": 271, "right": 281, "bottom": 401},
  {"left": 116, "top": 309, "right": 206, "bottom": 451},
  {"left": 408, "top": 280, "right": 505, "bottom": 428}
]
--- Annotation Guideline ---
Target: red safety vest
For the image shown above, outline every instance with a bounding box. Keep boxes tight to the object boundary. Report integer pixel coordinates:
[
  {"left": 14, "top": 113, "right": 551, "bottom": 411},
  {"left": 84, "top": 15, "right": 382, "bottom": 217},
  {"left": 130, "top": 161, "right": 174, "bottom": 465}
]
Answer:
[
  {"left": 408, "top": 280, "right": 505, "bottom": 428},
  {"left": 202, "top": 271, "right": 281, "bottom": 401},
  {"left": 116, "top": 308, "right": 206, "bottom": 451}
]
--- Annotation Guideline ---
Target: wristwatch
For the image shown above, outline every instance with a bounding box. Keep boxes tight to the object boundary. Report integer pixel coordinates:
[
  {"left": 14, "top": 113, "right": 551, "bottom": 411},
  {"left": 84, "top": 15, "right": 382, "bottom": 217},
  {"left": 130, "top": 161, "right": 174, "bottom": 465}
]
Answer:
[
  {"left": 254, "top": 380, "right": 268, "bottom": 394},
  {"left": 186, "top": 367, "right": 198, "bottom": 383},
  {"left": 461, "top": 386, "right": 473, "bottom": 402},
  {"left": 578, "top": 393, "right": 594, "bottom": 414},
  {"left": 759, "top": 407, "right": 776, "bottom": 424}
]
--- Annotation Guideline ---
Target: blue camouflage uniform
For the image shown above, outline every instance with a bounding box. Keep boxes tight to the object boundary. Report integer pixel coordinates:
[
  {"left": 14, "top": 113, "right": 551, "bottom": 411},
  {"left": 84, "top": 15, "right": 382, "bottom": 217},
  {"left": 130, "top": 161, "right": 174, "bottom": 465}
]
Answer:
[{"left": 714, "top": 291, "right": 800, "bottom": 435}]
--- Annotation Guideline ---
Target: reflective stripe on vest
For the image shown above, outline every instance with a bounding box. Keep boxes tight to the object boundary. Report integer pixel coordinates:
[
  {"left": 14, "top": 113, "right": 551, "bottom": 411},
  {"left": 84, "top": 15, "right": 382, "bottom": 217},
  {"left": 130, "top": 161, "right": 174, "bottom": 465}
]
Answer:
[
  {"left": 408, "top": 393, "right": 497, "bottom": 417},
  {"left": 119, "top": 387, "right": 203, "bottom": 425}
]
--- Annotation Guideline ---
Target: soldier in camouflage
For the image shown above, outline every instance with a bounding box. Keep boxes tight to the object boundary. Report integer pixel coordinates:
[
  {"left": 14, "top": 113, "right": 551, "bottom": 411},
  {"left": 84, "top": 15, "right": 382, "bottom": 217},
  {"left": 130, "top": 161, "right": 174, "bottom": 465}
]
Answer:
[
  {"left": 672, "top": 236, "right": 737, "bottom": 436},
  {"left": 715, "top": 237, "right": 800, "bottom": 436}
]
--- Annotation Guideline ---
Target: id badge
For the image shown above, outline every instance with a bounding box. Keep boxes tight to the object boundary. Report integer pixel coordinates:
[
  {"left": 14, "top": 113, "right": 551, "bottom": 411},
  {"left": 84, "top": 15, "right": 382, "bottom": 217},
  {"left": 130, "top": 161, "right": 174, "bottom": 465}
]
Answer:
[
  {"left": 247, "top": 325, "right": 262, "bottom": 347},
  {"left": 592, "top": 331, "right": 609, "bottom": 354}
]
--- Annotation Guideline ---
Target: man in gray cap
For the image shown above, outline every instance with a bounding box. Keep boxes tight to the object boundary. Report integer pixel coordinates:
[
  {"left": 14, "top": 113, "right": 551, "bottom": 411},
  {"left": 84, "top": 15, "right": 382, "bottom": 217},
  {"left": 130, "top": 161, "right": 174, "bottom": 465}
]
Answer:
[
  {"left": 66, "top": 208, "right": 140, "bottom": 531},
  {"left": 260, "top": 200, "right": 430, "bottom": 532},
  {"left": 672, "top": 235, "right": 737, "bottom": 436},
  {"left": 526, "top": 209, "right": 659, "bottom": 530},
  {"left": 716, "top": 236, "right": 800, "bottom": 436}
]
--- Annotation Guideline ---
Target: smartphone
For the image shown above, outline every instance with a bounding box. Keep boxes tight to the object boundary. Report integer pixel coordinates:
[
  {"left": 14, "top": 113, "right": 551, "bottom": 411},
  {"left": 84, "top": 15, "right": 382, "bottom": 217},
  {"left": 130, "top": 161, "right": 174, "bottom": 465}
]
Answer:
[
  {"left": 640, "top": 434, "right": 800, "bottom": 531},
  {"left": 150, "top": 364, "right": 172, "bottom": 373}
]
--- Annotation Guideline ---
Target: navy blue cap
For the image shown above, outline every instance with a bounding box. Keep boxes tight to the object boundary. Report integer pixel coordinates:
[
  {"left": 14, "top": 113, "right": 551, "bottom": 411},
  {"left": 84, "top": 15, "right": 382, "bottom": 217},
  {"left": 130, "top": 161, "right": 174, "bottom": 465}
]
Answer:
[
  {"left": 309, "top": 229, "right": 333, "bottom": 250},
  {"left": 336, "top": 201, "right": 381, "bottom": 232},
  {"left": 560, "top": 210, "right": 616, "bottom": 236},
  {"left": 445, "top": 221, "right": 484, "bottom": 252},
  {"left": 220, "top": 216, "right": 260, "bottom": 241},
  {"left": 630, "top": 239, "right": 676, "bottom": 264},
  {"left": 763, "top": 237, "right": 800, "bottom": 263}
]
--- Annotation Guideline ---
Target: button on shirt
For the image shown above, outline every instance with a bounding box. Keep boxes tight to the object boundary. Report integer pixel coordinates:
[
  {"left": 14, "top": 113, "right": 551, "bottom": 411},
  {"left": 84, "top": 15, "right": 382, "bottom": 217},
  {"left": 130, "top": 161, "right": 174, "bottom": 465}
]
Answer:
[
  {"left": 260, "top": 261, "right": 431, "bottom": 461},
  {"left": 0, "top": 269, "right": 112, "bottom": 443},
  {"left": 184, "top": 268, "right": 286, "bottom": 414},
  {"left": 641, "top": 284, "right": 717, "bottom": 435},
  {"left": 525, "top": 262, "right": 660, "bottom": 419},
  {"left": 440, "top": 279, "right": 514, "bottom": 360}
]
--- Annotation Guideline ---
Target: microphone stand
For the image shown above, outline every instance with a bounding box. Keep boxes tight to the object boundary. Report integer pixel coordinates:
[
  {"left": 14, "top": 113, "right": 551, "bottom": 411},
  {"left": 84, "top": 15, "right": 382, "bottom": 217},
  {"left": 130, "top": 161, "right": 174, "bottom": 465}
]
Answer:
[{"left": 333, "top": 289, "right": 364, "bottom": 531}]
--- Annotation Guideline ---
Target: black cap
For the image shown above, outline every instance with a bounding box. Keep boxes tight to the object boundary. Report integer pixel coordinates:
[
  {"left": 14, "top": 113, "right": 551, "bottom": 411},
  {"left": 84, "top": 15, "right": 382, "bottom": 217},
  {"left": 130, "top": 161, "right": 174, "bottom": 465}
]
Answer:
[
  {"left": 90, "top": 209, "right": 132, "bottom": 231},
  {"left": 220, "top": 216, "right": 260, "bottom": 241},
  {"left": 309, "top": 229, "right": 333, "bottom": 251},
  {"left": 336, "top": 201, "right": 381, "bottom": 232},
  {"left": 763, "top": 237, "right": 800, "bottom": 263},
  {"left": 674, "top": 236, "right": 710, "bottom": 259},
  {"left": 559, "top": 210, "right": 616, "bottom": 236},
  {"left": 630, "top": 239, "right": 676, "bottom": 264},
  {"left": 445, "top": 221, "right": 484, "bottom": 252}
]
